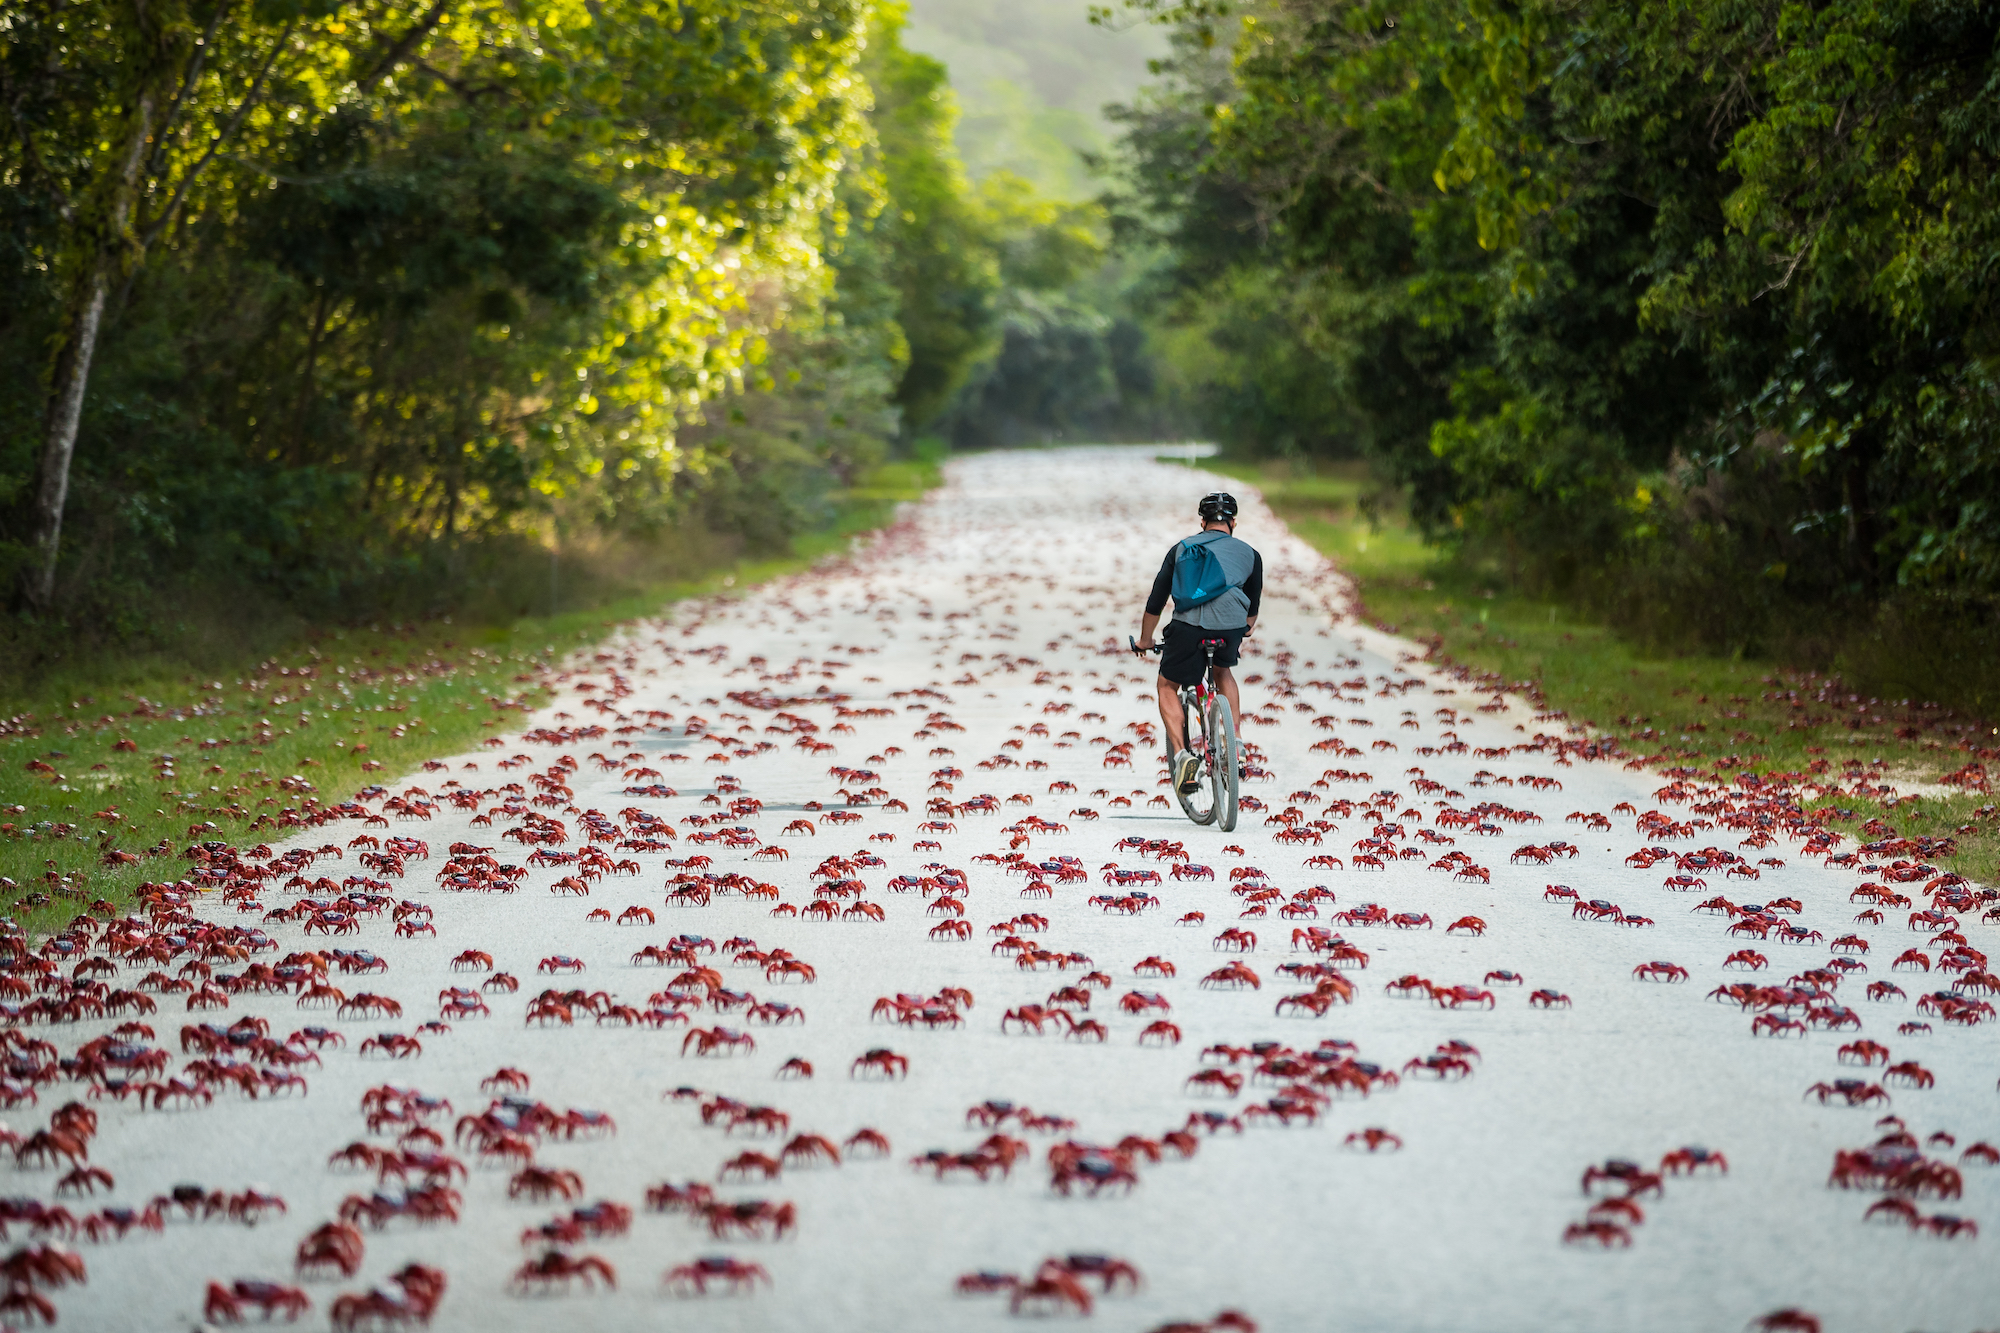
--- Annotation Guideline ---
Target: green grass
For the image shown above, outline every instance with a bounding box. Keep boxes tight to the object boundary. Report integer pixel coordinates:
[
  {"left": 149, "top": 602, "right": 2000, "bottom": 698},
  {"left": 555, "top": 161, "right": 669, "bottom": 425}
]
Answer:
[
  {"left": 1164, "top": 453, "right": 2000, "bottom": 886},
  {"left": 793, "top": 442, "right": 945, "bottom": 561},
  {"left": 0, "top": 449, "right": 947, "bottom": 931}
]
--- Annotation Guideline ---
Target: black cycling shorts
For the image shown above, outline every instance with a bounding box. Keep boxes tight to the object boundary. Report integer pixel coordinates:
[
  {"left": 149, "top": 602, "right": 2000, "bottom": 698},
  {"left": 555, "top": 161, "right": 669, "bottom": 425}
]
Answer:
[{"left": 1157, "top": 621, "right": 1246, "bottom": 686}]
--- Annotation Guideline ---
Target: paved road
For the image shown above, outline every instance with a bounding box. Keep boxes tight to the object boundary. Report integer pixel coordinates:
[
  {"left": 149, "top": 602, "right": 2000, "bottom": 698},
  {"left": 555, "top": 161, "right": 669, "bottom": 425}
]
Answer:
[{"left": 58, "top": 448, "right": 1997, "bottom": 1332}]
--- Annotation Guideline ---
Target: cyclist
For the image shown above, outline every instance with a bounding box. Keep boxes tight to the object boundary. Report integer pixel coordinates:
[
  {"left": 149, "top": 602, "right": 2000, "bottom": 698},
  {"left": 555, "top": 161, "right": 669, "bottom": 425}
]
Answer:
[{"left": 1135, "top": 491, "right": 1262, "bottom": 792}]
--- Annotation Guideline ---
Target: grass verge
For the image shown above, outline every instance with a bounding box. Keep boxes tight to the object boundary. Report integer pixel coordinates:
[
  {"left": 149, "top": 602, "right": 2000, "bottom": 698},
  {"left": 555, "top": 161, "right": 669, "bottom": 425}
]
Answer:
[
  {"left": 0, "top": 447, "right": 946, "bottom": 929},
  {"left": 1163, "top": 454, "right": 2000, "bottom": 889}
]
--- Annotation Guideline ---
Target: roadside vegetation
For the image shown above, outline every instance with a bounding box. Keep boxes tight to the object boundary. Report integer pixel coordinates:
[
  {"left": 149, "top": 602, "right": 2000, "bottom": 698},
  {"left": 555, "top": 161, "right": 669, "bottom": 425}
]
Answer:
[
  {"left": 1109, "top": 0, "right": 2000, "bottom": 719},
  {"left": 1169, "top": 454, "right": 2000, "bottom": 888},
  {"left": 2, "top": 1, "right": 1167, "bottom": 686},
  {"left": 0, "top": 450, "right": 942, "bottom": 929}
]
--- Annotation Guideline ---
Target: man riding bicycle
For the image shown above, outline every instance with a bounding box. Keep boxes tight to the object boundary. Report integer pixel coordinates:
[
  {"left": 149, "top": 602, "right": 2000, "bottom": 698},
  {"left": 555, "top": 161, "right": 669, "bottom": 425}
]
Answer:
[{"left": 1135, "top": 492, "right": 1262, "bottom": 792}]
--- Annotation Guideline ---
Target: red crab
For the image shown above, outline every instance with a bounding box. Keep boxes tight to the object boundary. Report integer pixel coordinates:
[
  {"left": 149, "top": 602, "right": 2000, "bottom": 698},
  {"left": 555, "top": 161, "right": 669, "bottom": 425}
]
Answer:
[
  {"left": 1804, "top": 1079, "right": 1890, "bottom": 1108},
  {"left": 1659, "top": 1146, "right": 1728, "bottom": 1176},
  {"left": 850, "top": 1048, "right": 909, "bottom": 1080},
  {"left": 664, "top": 1256, "right": 770, "bottom": 1295}
]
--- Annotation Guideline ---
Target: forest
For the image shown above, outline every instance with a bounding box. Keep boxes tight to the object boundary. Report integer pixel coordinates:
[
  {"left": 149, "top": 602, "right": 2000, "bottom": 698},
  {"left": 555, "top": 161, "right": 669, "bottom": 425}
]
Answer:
[
  {"left": 6, "top": 0, "right": 1999, "bottom": 715},
  {"left": 0, "top": 0, "right": 1158, "bottom": 678},
  {"left": 1102, "top": 0, "right": 2000, "bottom": 711}
]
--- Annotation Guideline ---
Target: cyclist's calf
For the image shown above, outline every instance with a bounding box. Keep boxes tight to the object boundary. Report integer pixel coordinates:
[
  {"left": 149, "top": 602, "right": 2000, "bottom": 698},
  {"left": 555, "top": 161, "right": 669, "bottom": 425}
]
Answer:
[
  {"left": 1155, "top": 674, "right": 1188, "bottom": 757},
  {"left": 1155, "top": 665, "right": 1239, "bottom": 759},
  {"left": 1208, "top": 666, "right": 1241, "bottom": 744}
]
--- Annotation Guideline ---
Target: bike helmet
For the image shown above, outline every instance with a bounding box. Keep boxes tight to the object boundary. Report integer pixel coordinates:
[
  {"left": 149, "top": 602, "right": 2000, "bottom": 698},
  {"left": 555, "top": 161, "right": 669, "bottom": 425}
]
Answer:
[{"left": 1198, "top": 492, "right": 1238, "bottom": 524}]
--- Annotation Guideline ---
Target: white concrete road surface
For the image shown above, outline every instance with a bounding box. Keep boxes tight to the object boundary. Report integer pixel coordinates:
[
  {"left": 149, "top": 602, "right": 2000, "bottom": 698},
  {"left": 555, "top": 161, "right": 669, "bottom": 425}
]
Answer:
[{"left": 50, "top": 447, "right": 1998, "bottom": 1332}]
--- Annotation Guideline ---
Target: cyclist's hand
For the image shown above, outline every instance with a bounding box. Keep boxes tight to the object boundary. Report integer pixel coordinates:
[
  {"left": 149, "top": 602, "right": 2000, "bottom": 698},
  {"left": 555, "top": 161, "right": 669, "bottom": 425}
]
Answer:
[{"left": 1135, "top": 637, "right": 1156, "bottom": 654}]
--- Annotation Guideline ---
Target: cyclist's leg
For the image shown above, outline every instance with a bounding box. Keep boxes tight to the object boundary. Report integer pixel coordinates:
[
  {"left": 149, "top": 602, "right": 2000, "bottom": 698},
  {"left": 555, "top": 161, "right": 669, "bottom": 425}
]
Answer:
[
  {"left": 1174, "top": 683, "right": 1204, "bottom": 793},
  {"left": 1211, "top": 664, "right": 1242, "bottom": 735},
  {"left": 1155, "top": 674, "right": 1186, "bottom": 755}
]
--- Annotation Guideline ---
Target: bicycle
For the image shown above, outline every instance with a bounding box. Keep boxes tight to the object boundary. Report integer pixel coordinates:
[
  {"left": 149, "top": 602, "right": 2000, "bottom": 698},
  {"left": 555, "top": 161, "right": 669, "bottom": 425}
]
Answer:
[{"left": 1131, "top": 635, "right": 1240, "bottom": 832}]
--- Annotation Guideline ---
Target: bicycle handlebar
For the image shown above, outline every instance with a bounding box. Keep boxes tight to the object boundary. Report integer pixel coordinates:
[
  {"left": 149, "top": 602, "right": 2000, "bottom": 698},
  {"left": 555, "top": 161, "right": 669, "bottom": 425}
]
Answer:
[{"left": 1128, "top": 635, "right": 1162, "bottom": 657}]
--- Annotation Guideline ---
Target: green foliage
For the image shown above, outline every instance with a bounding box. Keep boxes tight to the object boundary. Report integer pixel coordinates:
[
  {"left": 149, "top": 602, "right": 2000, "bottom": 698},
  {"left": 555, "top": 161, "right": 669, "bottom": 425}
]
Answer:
[
  {"left": 1104, "top": 0, "right": 2000, "bottom": 713},
  {"left": 0, "top": 0, "right": 988, "bottom": 676},
  {"left": 1167, "top": 450, "right": 2000, "bottom": 886},
  {"left": 860, "top": 36, "right": 1186, "bottom": 446},
  {"left": 952, "top": 78, "right": 1109, "bottom": 204},
  {"left": 878, "top": 1, "right": 1189, "bottom": 447},
  {"left": 865, "top": 16, "right": 1000, "bottom": 432},
  {"left": 0, "top": 435, "right": 945, "bottom": 927},
  {"left": 937, "top": 175, "right": 1144, "bottom": 448},
  {"left": 903, "top": 0, "right": 1164, "bottom": 201}
]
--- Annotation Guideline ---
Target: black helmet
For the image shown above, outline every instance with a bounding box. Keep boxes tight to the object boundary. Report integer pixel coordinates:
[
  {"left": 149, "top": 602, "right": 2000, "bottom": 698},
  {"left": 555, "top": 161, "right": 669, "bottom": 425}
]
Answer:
[{"left": 1198, "top": 492, "right": 1238, "bottom": 524}]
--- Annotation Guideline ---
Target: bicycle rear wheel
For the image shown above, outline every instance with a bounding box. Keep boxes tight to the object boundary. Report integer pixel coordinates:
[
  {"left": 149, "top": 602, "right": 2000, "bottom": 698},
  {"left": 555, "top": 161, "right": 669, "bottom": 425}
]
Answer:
[
  {"left": 1174, "top": 693, "right": 1219, "bottom": 826},
  {"left": 1207, "top": 694, "right": 1240, "bottom": 833}
]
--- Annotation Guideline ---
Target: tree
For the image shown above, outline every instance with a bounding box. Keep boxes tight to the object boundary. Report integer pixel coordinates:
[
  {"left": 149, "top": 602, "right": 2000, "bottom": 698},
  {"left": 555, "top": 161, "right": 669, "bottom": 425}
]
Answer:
[
  {"left": 1, "top": 0, "right": 456, "bottom": 608},
  {"left": 1, "top": 0, "right": 887, "bottom": 622},
  {"left": 1101, "top": 0, "right": 2000, "bottom": 675},
  {"left": 864, "top": 7, "right": 999, "bottom": 432}
]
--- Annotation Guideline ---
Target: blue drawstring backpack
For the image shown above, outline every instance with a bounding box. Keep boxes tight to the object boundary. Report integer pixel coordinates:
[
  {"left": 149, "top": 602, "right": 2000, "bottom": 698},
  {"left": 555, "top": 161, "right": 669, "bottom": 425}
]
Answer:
[{"left": 1171, "top": 532, "right": 1233, "bottom": 609}]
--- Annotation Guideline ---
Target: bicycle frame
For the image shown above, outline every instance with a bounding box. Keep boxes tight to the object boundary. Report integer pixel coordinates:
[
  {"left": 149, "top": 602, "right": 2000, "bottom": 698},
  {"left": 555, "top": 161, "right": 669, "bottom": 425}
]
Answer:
[{"left": 1132, "top": 634, "right": 1240, "bottom": 832}]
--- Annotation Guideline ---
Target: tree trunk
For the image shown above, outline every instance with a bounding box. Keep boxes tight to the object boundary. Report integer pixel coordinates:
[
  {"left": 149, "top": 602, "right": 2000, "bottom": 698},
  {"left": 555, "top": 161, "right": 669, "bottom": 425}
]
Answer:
[
  {"left": 290, "top": 286, "right": 332, "bottom": 463},
  {"left": 18, "top": 88, "right": 156, "bottom": 611},
  {"left": 20, "top": 265, "right": 110, "bottom": 609}
]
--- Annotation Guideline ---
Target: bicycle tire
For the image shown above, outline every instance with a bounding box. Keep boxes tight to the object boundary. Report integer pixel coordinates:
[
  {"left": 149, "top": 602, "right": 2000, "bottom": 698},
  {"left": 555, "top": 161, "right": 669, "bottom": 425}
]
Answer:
[
  {"left": 1174, "top": 693, "right": 1218, "bottom": 826},
  {"left": 1208, "top": 693, "right": 1240, "bottom": 833}
]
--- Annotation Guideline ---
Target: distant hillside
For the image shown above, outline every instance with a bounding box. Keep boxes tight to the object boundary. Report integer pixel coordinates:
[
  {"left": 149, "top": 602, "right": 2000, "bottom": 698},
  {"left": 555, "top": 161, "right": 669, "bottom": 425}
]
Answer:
[{"left": 902, "top": 0, "right": 1163, "bottom": 199}]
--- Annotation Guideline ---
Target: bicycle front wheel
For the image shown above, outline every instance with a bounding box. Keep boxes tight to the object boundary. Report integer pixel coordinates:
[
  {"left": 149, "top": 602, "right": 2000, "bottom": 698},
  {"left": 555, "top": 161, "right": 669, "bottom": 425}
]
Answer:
[
  {"left": 1175, "top": 694, "right": 1219, "bottom": 826},
  {"left": 1207, "top": 693, "right": 1240, "bottom": 833}
]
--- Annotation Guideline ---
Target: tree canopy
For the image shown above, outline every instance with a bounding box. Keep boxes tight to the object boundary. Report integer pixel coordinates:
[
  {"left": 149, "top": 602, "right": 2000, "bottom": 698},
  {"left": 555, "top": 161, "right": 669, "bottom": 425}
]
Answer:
[
  {"left": 0, "top": 0, "right": 1027, "bottom": 648},
  {"left": 1101, "top": 0, "right": 2000, "bottom": 684}
]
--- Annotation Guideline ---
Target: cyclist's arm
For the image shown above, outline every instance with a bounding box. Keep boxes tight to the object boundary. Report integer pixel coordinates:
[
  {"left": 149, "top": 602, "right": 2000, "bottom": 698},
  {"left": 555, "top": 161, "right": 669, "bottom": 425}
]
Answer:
[
  {"left": 1242, "top": 553, "right": 1264, "bottom": 616},
  {"left": 1232, "top": 548, "right": 1264, "bottom": 636},
  {"left": 1139, "top": 551, "right": 1175, "bottom": 649}
]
